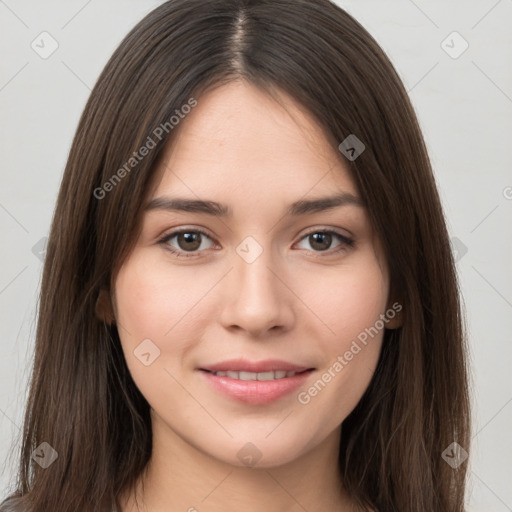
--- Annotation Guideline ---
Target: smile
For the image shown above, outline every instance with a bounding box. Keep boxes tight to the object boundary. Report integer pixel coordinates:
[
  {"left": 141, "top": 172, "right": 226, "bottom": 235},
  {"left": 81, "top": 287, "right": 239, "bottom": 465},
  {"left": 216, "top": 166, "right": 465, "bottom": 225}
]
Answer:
[
  {"left": 198, "top": 368, "right": 315, "bottom": 405},
  {"left": 204, "top": 369, "right": 302, "bottom": 380}
]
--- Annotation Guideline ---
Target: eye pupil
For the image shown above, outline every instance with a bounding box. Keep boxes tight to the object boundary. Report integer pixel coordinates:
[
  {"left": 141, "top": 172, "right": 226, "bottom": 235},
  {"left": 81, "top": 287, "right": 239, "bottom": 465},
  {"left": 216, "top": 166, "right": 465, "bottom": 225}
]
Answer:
[
  {"left": 310, "top": 232, "right": 332, "bottom": 251},
  {"left": 178, "top": 232, "right": 201, "bottom": 251}
]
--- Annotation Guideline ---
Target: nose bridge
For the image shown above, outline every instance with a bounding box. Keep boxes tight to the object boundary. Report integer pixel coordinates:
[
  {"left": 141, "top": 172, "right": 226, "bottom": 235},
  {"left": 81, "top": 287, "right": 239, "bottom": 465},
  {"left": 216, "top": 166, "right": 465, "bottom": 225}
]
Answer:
[
  {"left": 220, "top": 233, "right": 290, "bottom": 334},
  {"left": 233, "top": 233, "right": 280, "bottom": 302}
]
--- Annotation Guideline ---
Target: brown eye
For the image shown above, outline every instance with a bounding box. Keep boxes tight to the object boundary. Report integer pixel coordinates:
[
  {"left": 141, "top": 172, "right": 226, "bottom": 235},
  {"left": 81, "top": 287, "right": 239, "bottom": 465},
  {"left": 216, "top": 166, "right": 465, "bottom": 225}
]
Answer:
[
  {"left": 295, "top": 229, "right": 354, "bottom": 255},
  {"left": 158, "top": 229, "right": 215, "bottom": 258},
  {"left": 308, "top": 232, "right": 333, "bottom": 251},
  {"left": 176, "top": 232, "right": 202, "bottom": 251}
]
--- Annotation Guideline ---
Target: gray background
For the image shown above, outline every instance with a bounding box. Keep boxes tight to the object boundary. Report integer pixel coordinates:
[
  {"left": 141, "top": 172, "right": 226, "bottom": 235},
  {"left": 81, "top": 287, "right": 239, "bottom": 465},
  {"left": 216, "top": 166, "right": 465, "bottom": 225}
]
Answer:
[{"left": 1, "top": 1, "right": 511, "bottom": 510}]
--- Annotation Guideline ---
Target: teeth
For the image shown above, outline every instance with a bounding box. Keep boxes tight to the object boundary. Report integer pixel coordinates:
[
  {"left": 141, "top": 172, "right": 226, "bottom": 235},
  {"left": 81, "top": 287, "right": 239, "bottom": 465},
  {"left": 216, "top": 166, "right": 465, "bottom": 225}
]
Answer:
[
  {"left": 256, "top": 371, "right": 275, "bottom": 381},
  {"left": 239, "top": 371, "right": 257, "bottom": 381},
  {"left": 211, "top": 370, "right": 298, "bottom": 380}
]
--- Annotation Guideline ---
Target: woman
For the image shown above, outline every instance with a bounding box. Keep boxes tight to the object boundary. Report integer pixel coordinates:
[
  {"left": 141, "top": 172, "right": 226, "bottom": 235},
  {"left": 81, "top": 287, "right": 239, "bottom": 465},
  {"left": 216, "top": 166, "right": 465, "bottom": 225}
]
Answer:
[{"left": 1, "top": 0, "right": 472, "bottom": 510}]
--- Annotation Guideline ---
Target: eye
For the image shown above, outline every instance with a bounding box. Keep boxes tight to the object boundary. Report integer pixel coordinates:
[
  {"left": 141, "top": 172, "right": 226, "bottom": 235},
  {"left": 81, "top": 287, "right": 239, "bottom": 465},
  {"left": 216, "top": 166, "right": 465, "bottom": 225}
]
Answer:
[
  {"left": 295, "top": 229, "right": 354, "bottom": 256},
  {"left": 158, "top": 228, "right": 216, "bottom": 259},
  {"left": 157, "top": 227, "right": 355, "bottom": 259}
]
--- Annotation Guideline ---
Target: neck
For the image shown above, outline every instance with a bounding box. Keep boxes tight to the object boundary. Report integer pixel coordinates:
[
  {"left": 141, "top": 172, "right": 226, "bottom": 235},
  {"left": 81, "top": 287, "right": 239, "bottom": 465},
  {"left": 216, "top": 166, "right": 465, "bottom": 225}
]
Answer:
[{"left": 118, "top": 411, "right": 358, "bottom": 512}]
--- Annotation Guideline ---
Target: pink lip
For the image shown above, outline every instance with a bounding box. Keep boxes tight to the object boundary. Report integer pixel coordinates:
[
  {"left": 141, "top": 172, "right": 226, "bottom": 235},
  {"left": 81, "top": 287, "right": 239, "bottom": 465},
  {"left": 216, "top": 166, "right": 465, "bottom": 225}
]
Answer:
[
  {"left": 199, "top": 358, "right": 313, "bottom": 373},
  {"left": 198, "top": 368, "right": 315, "bottom": 405}
]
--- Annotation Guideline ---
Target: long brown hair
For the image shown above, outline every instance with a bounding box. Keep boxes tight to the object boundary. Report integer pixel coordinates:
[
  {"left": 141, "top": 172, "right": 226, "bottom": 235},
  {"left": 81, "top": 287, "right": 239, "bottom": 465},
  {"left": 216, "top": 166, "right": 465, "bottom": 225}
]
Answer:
[{"left": 1, "top": 1, "right": 472, "bottom": 510}]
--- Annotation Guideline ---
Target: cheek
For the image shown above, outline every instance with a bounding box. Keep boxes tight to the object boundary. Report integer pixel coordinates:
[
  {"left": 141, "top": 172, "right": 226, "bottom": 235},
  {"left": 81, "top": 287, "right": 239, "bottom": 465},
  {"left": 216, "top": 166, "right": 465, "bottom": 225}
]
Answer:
[
  {"left": 113, "top": 253, "right": 209, "bottom": 405},
  {"left": 114, "top": 252, "right": 210, "bottom": 343},
  {"left": 304, "top": 257, "right": 389, "bottom": 348},
  {"left": 299, "top": 260, "right": 388, "bottom": 417},
  {"left": 295, "top": 256, "right": 388, "bottom": 409}
]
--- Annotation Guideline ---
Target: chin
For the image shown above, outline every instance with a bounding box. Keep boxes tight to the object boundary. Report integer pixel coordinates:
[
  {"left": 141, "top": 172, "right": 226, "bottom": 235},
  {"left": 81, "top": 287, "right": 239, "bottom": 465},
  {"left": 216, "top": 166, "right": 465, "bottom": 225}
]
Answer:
[{"left": 211, "top": 434, "right": 312, "bottom": 469}]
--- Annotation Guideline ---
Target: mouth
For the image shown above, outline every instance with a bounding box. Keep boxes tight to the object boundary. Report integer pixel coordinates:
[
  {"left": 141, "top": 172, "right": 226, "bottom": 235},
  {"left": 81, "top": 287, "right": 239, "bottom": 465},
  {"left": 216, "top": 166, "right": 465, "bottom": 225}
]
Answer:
[
  {"left": 200, "top": 368, "right": 312, "bottom": 380},
  {"left": 197, "top": 367, "right": 315, "bottom": 405}
]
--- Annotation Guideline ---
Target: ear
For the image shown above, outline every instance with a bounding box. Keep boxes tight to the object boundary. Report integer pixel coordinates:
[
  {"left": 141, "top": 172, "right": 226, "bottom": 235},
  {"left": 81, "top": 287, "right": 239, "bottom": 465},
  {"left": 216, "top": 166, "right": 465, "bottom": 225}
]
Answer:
[
  {"left": 384, "top": 299, "right": 403, "bottom": 329},
  {"left": 95, "top": 287, "right": 116, "bottom": 325}
]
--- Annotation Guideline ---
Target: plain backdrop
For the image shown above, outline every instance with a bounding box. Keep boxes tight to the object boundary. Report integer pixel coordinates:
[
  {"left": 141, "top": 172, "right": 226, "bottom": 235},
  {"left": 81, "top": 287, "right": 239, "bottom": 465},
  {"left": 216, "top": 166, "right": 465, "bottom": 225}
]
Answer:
[{"left": 1, "top": 1, "right": 511, "bottom": 510}]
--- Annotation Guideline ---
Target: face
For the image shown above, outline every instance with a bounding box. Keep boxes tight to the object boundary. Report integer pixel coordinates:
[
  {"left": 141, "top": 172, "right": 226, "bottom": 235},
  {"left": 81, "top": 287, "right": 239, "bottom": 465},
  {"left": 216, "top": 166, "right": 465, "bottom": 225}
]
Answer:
[{"left": 112, "top": 79, "right": 393, "bottom": 468}]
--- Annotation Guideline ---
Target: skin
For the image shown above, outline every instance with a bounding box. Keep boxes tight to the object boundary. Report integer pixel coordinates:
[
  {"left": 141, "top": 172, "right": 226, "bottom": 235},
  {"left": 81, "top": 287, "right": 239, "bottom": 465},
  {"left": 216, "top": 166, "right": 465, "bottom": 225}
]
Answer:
[{"left": 112, "top": 79, "right": 395, "bottom": 512}]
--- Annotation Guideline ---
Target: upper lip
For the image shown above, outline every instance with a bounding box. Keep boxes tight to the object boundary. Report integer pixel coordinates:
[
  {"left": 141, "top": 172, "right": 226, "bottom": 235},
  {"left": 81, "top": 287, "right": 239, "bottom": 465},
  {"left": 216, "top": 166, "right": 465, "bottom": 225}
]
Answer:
[{"left": 199, "top": 358, "right": 314, "bottom": 373}]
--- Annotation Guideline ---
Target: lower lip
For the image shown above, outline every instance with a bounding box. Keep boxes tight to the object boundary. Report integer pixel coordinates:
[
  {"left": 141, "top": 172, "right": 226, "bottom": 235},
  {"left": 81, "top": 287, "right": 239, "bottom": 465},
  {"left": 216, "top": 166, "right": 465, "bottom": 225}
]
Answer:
[{"left": 198, "top": 369, "right": 314, "bottom": 405}]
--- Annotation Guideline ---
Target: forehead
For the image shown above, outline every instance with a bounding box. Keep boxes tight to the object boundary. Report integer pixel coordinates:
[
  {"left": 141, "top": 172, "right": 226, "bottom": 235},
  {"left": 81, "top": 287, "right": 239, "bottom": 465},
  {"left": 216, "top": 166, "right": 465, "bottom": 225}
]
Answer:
[{"left": 151, "top": 80, "right": 358, "bottom": 201}]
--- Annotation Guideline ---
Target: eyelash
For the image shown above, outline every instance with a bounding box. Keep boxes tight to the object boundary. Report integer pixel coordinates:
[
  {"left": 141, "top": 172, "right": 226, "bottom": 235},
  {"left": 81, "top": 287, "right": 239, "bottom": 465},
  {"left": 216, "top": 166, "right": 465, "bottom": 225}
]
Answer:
[{"left": 157, "top": 227, "right": 355, "bottom": 259}]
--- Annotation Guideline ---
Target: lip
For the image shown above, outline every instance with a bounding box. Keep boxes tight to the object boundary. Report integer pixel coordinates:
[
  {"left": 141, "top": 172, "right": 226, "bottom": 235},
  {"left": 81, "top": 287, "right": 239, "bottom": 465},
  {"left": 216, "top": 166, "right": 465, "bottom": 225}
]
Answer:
[
  {"left": 199, "top": 358, "right": 313, "bottom": 373},
  {"left": 197, "top": 367, "right": 315, "bottom": 405}
]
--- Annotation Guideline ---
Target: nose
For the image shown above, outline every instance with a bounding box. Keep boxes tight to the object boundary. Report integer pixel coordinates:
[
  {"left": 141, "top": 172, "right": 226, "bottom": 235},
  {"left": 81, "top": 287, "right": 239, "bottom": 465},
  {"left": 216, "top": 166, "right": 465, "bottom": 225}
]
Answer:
[{"left": 219, "top": 244, "right": 294, "bottom": 338}]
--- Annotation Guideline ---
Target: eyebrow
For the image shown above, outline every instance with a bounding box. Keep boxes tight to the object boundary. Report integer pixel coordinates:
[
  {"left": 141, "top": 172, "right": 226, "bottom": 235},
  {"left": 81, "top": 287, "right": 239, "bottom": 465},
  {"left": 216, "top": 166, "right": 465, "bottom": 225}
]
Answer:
[{"left": 144, "top": 192, "right": 363, "bottom": 217}]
